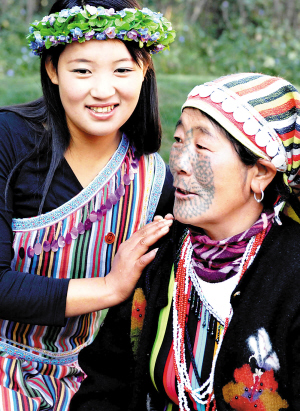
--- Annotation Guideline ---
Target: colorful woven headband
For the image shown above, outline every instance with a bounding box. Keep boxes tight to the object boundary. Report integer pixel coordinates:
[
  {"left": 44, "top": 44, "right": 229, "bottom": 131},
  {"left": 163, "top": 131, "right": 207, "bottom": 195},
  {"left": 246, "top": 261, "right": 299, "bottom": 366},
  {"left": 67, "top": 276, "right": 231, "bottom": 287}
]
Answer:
[
  {"left": 182, "top": 73, "right": 300, "bottom": 189},
  {"left": 27, "top": 5, "right": 176, "bottom": 56}
]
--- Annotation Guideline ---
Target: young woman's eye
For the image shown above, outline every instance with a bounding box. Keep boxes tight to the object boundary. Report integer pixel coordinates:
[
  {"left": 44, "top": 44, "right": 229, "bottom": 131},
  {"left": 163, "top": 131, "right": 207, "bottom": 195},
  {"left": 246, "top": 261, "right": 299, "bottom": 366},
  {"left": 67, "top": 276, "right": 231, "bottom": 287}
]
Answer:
[
  {"left": 73, "top": 69, "right": 90, "bottom": 75},
  {"left": 115, "top": 68, "right": 133, "bottom": 74}
]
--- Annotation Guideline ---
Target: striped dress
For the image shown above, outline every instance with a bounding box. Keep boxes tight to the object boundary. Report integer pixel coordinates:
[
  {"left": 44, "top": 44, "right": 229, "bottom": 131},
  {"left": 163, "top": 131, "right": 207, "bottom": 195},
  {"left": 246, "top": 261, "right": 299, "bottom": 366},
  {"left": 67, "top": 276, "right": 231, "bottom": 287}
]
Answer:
[{"left": 0, "top": 135, "right": 165, "bottom": 410}]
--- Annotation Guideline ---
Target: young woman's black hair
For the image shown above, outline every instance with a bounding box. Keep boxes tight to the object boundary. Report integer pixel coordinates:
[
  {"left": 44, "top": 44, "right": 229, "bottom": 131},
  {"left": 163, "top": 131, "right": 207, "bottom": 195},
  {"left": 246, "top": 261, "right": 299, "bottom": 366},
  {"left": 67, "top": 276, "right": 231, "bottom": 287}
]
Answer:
[{"left": 2, "top": 0, "right": 161, "bottom": 214}]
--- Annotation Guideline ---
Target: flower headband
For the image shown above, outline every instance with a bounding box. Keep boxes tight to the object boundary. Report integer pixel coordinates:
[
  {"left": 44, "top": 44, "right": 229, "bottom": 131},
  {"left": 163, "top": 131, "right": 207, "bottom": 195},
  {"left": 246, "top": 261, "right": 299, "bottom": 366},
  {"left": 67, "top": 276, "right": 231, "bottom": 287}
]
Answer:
[{"left": 27, "top": 5, "right": 176, "bottom": 56}]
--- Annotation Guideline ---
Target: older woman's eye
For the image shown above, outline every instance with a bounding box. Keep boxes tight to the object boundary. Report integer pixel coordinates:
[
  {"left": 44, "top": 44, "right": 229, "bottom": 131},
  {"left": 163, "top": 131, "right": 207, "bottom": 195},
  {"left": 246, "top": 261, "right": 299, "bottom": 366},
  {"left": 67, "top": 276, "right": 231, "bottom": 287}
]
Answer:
[
  {"left": 174, "top": 136, "right": 182, "bottom": 143},
  {"left": 196, "top": 144, "right": 206, "bottom": 150}
]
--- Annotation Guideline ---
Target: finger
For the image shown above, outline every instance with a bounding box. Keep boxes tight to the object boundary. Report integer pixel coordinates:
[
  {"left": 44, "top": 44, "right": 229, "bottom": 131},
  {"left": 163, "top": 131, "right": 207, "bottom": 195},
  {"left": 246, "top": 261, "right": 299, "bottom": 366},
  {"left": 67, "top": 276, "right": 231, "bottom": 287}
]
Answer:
[
  {"left": 129, "top": 219, "right": 172, "bottom": 245},
  {"left": 153, "top": 215, "right": 164, "bottom": 222},
  {"left": 134, "top": 222, "right": 171, "bottom": 255},
  {"left": 136, "top": 247, "right": 159, "bottom": 269},
  {"left": 138, "top": 219, "right": 173, "bottom": 244},
  {"left": 164, "top": 213, "right": 174, "bottom": 220}
]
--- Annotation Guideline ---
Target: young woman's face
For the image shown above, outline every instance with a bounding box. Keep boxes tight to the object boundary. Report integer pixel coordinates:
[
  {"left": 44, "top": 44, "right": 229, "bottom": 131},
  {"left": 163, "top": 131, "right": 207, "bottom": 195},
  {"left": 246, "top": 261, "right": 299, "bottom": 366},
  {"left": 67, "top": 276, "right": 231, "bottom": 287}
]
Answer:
[
  {"left": 170, "top": 108, "right": 261, "bottom": 240},
  {"left": 46, "top": 39, "right": 145, "bottom": 144}
]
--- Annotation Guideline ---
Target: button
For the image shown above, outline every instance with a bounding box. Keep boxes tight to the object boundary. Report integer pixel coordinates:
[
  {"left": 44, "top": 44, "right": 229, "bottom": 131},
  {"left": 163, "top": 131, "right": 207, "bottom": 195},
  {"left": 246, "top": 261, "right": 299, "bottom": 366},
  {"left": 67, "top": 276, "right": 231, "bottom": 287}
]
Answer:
[
  {"left": 271, "top": 154, "right": 286, "bottom": 169},
  {"left": 210, "top": 89, "right": 226, "bottom": 103},
  {"left": 105, "top": 232, "right": 115, "bottom": 244},
  {"left": 233, "top": 107, "right": 249, "bottom": 123},
  {"left": 198, "top": 85, "right": 214, "bottom": 98},
  {"left": 188, "top": 85, "right": 202, "bottom": 97},
  {"left": 266, "top": 140, "right": 279, "bottom": 157},
  {"left": 255, "top": 130, "right": 269, "bottom": 147},
  {"left": 222, "top": 97, "right": 237, "bottom": 113},
  {"left": 243, "top": 118, "right": 260, "bottom": 135}
]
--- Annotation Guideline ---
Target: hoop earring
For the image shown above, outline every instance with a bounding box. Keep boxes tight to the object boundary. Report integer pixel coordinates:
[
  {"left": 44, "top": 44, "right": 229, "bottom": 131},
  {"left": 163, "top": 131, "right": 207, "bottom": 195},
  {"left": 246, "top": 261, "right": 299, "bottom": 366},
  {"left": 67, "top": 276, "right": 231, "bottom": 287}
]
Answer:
[{"left": 254, "top": 189, "right": 264, "bottom": 203}]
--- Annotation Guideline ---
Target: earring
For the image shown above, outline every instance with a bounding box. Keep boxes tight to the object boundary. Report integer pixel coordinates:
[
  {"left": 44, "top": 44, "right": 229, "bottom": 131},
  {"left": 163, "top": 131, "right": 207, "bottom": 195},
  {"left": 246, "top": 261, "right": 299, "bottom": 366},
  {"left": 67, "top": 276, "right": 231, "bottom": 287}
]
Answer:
[{"left": 254, "top": 189, "right": 264, "bottom": 203}]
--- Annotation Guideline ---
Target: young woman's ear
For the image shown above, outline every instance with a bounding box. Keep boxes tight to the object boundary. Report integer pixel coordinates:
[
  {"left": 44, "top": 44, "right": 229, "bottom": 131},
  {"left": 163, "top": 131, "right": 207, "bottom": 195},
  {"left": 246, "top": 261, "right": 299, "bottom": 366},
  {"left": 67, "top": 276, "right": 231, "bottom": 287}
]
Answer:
[
  {"left": 250, "top": 158, "right": 277, "bottom": 195},
  {"left": 142, "top": 62, "right": 149, "bottom": 78},
  {"left": 45, "top": 56, "right": 59, "bottom": 85}
]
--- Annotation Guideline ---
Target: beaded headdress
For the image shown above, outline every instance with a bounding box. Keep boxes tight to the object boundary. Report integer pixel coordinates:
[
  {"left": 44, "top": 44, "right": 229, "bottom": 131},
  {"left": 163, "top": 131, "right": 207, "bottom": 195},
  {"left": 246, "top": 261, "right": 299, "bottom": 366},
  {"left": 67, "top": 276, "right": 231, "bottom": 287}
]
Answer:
[
  {"left": 27, "top": 5, "right": 175, "bottom": 56},
  {"left": 182, "top": 73, "right": 300, "bottom": 190}
]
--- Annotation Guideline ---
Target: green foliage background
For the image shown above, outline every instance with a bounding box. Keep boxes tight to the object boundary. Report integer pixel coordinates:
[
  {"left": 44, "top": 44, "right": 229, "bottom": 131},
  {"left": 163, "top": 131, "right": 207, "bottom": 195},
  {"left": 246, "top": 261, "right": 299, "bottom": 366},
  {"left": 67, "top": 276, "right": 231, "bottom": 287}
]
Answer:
[
  {"left": 1, "top": 0, "right": 300, "bottom": 81},
  {"left": 1, "top": 0, "right": 300, "bottom": 161}
]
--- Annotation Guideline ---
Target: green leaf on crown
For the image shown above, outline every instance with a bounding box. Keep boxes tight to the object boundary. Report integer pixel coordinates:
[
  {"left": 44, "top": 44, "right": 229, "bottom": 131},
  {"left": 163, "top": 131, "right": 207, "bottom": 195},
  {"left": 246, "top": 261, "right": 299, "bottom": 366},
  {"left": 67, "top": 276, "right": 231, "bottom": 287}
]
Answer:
[
  {"left": 94, "top": 18, "right": 108, "bottom": 28},
  {"left": 45, "top": 38, "right": 52, "bottom": 48},
  {"left": 117, "top": 22, "right": 130, "bottom": 31},
  {"left": 57, "top": 17, "right": 68, "bottom": 24}
]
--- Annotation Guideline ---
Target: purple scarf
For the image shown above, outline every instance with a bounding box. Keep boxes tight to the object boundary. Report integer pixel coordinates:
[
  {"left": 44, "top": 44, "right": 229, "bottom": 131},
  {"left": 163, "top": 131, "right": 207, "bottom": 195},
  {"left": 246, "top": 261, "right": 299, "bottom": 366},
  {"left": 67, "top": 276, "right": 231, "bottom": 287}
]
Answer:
[{"left": 189, "top": 211, "right": 275, "bottom": 283}]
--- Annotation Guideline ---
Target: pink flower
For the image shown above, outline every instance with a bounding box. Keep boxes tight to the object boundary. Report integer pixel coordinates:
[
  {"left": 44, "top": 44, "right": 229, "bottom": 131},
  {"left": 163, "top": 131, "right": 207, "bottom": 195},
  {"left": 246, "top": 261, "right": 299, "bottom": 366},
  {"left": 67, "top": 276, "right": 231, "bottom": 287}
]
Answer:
[
  {"left": 85, "top": 30, "right": 95, "bottom": 40},
  {"left": 105, "top": 27, "right": 116, "bottom": 38},
  {"left": 127, "top": 30, "right": 138, "bottom": 41}
]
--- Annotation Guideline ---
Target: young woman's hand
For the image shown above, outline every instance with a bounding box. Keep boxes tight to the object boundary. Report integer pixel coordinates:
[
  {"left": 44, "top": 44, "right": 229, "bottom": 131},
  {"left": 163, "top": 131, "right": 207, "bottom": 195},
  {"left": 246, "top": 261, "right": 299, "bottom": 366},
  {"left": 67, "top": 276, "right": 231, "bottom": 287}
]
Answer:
[
  {"left": 65, "top": 218, "right": 173, "bottom": 317},
  {"left": 105, "top": 218, "right": 172, "bottom": 305}
]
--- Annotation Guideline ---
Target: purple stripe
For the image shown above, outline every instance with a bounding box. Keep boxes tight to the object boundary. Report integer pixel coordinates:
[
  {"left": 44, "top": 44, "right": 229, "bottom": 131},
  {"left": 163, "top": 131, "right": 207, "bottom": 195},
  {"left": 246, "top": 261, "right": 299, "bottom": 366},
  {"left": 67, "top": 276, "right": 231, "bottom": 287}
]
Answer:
[{"left": 189, "top": 211, "right": 275, "bottom": 283}]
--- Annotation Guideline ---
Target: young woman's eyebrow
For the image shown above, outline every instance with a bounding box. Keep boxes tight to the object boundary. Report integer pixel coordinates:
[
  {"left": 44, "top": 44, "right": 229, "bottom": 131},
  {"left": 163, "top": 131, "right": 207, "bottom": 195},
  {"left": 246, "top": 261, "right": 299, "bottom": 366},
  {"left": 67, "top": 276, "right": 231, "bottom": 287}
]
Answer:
[
  {"left": 114, "top": 58, "right": 134, "bottom": 63},
  {"left": 67, "top": 58, "right": 93, "bottom": 64},
  {"left": 67, "top": 57, "right": 134, "bottom": 64}
]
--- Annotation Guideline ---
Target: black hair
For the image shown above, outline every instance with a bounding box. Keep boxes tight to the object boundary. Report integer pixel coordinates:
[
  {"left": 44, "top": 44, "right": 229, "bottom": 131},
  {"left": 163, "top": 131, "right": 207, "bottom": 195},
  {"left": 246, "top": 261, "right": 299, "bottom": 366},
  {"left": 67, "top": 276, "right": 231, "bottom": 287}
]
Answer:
[
  {"left": 200, "top": 110, "right": 291, "bottom": 210},
  {"left": 2, "top": 0, "right": 161, "bottom": 214}
]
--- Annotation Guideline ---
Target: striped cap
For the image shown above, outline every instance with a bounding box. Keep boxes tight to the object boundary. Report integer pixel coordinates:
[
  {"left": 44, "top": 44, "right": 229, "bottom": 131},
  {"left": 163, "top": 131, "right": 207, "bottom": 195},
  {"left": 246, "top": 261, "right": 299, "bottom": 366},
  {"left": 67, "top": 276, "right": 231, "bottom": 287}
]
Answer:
[{"left": 182, "top": 73, "right": 300, "bottom": 188}]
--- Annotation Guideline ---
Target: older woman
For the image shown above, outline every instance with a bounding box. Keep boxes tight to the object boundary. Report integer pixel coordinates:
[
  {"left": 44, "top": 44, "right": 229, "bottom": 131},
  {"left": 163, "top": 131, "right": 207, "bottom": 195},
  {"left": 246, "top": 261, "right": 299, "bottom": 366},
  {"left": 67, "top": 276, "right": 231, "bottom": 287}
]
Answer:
[{"left": 131, "top": 73, "right": 300, "bottom": 411}]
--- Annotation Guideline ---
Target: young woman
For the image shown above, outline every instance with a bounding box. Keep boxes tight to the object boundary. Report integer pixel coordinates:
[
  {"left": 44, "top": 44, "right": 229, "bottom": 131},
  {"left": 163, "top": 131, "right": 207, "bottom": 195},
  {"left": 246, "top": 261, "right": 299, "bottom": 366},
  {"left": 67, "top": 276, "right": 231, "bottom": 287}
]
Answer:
[
  {"left": 132, "top": 73, "right": 300, "bottom": 411},
  {"left": 0, "top": 0, "right": 175, "bottom": 409}
]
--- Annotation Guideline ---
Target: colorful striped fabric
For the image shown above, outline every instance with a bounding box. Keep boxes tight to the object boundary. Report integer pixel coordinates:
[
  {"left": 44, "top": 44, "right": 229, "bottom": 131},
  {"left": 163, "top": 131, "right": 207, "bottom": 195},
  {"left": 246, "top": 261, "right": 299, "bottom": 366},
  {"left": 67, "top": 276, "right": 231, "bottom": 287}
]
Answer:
[
  {"left": 1, "top": 135, "right": 165, "bottom": 410},
  {"left": 189, "top": 210, "right": 274, "bottom": 283},
  {"left": 150, "top": 263, "right": 224, "bottom": 411},
  {"left": 182, "top": 73, "right": 300, "bottom": 189}
]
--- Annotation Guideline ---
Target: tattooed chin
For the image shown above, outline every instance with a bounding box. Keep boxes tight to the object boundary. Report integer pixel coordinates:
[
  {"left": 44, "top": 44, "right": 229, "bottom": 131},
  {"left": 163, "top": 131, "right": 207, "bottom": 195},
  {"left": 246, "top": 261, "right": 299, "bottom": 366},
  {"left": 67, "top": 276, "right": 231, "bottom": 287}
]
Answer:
[{"left": 173, "top": 189, "right": 214, "bottom": 221}]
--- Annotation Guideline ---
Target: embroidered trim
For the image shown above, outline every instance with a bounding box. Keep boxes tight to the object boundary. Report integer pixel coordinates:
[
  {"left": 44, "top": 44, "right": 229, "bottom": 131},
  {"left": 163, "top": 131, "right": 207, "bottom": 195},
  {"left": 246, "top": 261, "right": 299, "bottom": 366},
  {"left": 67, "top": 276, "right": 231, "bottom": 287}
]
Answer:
[
  {"left": 12, "top": 135, "right": 129, "bottom": 231},
  {"left": 146, "top": 152, "right": 165, "bottom": 223},
  {"left": 0, "top": 338, "right": 82, "bottom": 365}
]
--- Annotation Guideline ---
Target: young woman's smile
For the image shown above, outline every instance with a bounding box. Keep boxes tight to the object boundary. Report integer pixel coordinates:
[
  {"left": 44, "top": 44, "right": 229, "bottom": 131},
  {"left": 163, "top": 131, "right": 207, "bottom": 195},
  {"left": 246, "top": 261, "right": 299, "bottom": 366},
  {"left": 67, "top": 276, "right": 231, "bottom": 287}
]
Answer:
[{"left": 46, "top": 39, "right": 145, "bottom": 145}]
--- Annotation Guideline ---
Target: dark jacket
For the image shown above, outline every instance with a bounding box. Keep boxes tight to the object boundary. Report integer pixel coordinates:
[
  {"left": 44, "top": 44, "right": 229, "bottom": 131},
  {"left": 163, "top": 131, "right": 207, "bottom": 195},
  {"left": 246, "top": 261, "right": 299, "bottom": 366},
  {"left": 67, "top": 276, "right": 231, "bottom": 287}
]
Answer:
[{"left": 131, "top": 214, "right": 300, "bottom": 410}]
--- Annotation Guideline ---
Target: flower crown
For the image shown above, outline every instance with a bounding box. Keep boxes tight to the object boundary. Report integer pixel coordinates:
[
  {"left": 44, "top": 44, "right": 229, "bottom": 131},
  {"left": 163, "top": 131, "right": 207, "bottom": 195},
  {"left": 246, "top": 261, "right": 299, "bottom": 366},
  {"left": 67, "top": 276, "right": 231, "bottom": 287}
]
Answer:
[{"left": 27, "top": 5, "right": 176, "bottom": 56}]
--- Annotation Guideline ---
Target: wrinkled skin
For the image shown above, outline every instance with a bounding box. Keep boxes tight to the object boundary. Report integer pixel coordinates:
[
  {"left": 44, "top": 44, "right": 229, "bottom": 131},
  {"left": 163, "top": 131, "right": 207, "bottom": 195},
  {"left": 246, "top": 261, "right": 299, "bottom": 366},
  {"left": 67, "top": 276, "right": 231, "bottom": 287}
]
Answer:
[{"left": 170, "top": 108, "right": 263, "bottom": 240}]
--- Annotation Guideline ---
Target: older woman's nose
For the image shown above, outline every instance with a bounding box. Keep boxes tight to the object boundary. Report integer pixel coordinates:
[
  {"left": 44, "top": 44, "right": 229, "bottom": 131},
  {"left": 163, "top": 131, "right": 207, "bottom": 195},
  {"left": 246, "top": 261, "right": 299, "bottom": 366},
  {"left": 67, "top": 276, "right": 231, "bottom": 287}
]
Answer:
[{"left": 170, "top": 144, "right": 193, "bottom": 175}]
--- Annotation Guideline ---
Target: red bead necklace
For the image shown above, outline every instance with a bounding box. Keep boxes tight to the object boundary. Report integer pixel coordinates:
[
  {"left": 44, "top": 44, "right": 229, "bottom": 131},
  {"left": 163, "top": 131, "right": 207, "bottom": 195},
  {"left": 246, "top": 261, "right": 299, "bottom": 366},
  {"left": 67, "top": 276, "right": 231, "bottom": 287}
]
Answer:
[{"left": 173, "top": 228, "right": 267, "bottom": 411}]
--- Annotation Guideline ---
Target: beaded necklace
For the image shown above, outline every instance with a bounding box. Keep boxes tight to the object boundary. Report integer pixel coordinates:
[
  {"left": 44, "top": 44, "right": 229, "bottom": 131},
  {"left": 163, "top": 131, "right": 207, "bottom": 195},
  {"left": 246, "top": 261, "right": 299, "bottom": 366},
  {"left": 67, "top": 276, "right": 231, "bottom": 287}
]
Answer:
[{"left": 173, "top": 228, "right": 267, "bottom": 411}]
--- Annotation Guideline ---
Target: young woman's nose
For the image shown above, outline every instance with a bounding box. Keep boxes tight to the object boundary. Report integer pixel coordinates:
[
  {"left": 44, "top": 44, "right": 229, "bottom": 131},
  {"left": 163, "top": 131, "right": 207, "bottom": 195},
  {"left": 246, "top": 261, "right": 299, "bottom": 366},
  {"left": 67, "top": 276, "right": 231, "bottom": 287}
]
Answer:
[{"left": 90, "top": 74, "right": 115, "bottom": 99}]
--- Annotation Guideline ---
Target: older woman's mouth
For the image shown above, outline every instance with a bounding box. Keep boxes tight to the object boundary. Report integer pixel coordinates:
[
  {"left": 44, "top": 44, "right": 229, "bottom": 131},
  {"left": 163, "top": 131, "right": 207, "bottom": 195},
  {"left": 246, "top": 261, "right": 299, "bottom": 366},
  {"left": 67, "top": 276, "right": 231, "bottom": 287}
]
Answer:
[{"left": 175, "top": 187, "right": 196, "bottom": 198}]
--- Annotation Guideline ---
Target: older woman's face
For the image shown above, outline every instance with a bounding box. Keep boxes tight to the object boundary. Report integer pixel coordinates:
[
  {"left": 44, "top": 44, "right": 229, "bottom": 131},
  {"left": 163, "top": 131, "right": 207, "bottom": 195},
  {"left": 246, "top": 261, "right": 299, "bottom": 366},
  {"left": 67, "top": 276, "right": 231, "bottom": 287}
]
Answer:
[{"left": 170, "top": 108, "right": 259, "bottom": 240}]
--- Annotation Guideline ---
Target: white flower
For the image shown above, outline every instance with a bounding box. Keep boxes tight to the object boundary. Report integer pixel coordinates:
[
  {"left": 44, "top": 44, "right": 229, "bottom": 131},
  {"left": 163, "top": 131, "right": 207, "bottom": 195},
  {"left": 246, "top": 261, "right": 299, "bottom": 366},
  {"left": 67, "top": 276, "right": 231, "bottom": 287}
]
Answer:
[{"left": 86, "top": 5, "right": 98, "bottom": 15}]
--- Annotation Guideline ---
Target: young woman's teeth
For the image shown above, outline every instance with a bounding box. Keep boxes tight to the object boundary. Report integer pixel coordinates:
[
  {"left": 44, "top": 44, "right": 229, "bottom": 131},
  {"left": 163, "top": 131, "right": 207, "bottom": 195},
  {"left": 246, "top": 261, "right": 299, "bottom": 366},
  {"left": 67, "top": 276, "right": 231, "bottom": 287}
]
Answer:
[{"left": 90, "top": 105, "right": 114, "bottom": 113}]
